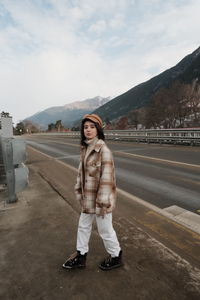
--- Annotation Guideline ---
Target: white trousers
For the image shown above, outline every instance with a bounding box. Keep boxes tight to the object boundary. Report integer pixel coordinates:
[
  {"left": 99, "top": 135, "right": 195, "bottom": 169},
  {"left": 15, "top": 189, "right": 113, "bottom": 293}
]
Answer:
[{"left": 76, "top": 213, "right": 121, "bottom": 257}]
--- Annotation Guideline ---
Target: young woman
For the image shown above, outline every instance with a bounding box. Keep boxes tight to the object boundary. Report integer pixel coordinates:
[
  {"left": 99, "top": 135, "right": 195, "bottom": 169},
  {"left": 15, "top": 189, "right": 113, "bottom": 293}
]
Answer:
[{"left": 62, "top": 114, "right": 122, "bottom": 271}]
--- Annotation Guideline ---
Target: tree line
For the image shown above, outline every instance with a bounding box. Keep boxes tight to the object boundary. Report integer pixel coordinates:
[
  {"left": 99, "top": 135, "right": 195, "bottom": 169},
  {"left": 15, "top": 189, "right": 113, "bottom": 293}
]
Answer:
[{"left": 108, "top": 80, "right": 200, "bottom": 130}]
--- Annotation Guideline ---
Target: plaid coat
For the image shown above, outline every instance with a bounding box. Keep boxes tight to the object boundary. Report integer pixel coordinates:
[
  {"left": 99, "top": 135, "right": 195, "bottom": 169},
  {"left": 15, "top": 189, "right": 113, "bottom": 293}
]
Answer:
[{"left": 74, "top": 139, "right": 116, "bottom": 215}]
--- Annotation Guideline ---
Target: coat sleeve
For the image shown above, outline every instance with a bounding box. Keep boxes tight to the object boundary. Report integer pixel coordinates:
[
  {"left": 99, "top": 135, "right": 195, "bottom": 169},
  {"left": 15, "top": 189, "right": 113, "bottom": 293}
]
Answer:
[
  {"left": 74, "top": 161, "right": 82, "bottom": 202},
  {"left": 96, "top": 146, "right": 116, "bottom": 209}
]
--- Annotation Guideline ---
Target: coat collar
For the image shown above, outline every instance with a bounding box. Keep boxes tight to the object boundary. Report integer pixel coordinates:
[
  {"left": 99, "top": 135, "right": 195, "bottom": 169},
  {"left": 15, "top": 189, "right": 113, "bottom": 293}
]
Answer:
[
  {"left": 94, "top": 139, "right": 105, "bottom": 152},
  {"left": 81, "top": 139, "right": 105, "bottom": 153}
]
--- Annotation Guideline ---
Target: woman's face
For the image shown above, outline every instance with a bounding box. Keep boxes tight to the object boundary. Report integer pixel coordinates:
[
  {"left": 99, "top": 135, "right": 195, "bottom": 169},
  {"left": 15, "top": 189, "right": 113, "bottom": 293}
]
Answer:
[{"left": 84, "top": 121, "right": 97, "bottom": 140}]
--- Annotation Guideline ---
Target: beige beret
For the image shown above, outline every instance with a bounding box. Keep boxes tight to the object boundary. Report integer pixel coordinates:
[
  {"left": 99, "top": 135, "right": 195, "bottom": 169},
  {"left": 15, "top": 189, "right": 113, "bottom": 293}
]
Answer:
[{"left": 83, "top": 114, "right": 103, "bottom": 128}]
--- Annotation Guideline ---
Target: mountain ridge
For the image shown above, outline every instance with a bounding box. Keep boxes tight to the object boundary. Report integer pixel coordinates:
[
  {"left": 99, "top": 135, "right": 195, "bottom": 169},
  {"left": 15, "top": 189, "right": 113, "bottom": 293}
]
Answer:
[
  {"left": 25, "top": 96, "right": 111, "bottom": 128},
  {"left": 93, "top": 46, "right": 200, "bottom": 121}
]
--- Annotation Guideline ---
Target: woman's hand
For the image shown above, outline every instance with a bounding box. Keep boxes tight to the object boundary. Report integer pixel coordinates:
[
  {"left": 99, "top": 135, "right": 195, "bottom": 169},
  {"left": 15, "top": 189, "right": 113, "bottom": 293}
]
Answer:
[{"left": 98, "top": 206, "right": 107, "bottom": 218}]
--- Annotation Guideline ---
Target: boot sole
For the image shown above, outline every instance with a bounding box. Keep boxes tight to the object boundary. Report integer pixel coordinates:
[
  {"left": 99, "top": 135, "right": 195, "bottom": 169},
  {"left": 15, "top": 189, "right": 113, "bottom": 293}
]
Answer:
[
  {"left": 98, "top": 263, "right": 123, "bottom": 271},
  {"left": 62, "top": 264, "right": 86, "bottom": 270}
]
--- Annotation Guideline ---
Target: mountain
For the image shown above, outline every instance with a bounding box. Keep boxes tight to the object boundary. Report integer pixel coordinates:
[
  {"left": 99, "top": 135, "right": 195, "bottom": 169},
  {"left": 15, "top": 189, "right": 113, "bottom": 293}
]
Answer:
[
  {"left": 25, "top": 96, "right": 111, "bottom": 129},
  {"left": 93, "top": 46, "right": 200, "bottom": 122}
]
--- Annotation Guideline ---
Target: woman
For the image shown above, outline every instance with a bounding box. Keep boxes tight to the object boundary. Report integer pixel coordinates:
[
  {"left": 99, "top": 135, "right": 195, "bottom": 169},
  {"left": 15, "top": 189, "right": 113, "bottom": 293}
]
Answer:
[{"left": 62, "top": 114, "right": 122, "bottom": 271}]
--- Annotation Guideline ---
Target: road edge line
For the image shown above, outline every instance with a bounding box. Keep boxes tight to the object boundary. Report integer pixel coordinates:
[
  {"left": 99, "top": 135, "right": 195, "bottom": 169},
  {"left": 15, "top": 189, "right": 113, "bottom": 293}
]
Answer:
[{"left": 115, "top": 151, "right": 200, "bottom": 169}]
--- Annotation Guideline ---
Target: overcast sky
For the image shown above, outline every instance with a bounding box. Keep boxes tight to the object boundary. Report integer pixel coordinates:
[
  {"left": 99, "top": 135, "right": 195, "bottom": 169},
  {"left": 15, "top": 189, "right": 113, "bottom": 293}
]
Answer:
[{"left": 1, "top": 0, "right": 200, "bottom": 124}]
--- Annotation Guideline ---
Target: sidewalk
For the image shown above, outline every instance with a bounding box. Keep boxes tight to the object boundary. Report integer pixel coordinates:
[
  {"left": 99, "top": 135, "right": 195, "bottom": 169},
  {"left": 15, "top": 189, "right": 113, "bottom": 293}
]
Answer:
[{"left": 0, "top": 165, "right": 200, "bottom": 300}]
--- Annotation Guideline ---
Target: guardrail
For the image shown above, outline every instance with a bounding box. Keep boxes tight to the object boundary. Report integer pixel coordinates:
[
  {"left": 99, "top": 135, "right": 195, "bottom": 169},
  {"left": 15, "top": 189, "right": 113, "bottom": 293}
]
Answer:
[
  {"left": 33, "top": 128, "right": 200, "bottom": 146},
  {"left": 105, "top": 129, "right": 200, "bottom": 145}
]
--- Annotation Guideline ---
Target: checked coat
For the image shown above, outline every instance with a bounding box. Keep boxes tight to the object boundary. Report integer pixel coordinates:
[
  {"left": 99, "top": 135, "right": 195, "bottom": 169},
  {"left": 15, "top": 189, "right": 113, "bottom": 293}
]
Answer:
[{"left": 74, "top": 138, "right": 117, "bottom": 215}]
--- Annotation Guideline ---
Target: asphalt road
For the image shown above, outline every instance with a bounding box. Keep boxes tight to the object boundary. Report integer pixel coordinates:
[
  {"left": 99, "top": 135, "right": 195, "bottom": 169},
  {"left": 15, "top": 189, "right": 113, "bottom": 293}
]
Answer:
[{"left": 25, "top": 134, "right": 200, "bottom": 214}]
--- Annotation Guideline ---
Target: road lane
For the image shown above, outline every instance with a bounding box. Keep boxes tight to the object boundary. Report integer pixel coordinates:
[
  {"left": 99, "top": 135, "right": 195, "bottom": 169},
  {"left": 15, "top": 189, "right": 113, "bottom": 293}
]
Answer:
[
  {"left": 26, "top": 135, "right": 200, "bottom": 164},
  {"left": 25, "top": 135, "right": 200, "bottom": 214}
]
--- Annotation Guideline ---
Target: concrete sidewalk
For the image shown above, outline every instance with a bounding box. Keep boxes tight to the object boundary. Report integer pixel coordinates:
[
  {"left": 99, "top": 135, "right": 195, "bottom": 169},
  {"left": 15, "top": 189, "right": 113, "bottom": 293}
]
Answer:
[{"left": 0, "top": 165, "right": 200, "bottom": 300}]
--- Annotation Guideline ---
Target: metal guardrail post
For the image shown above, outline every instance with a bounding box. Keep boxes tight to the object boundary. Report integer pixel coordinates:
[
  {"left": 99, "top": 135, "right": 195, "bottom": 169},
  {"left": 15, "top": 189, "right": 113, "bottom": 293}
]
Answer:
[{"left": 1, "top": 137, "right": 17, "bottom": 203}]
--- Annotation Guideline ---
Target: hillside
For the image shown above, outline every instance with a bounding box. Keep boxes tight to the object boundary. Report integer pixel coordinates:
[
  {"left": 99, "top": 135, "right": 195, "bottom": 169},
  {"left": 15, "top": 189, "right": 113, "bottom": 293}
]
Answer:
[
  {"left": 25, "top": 96, "right": 110, "bottom": 129},
  {"left": 93, "top": 46, "right": 200, "bottom": 122}
]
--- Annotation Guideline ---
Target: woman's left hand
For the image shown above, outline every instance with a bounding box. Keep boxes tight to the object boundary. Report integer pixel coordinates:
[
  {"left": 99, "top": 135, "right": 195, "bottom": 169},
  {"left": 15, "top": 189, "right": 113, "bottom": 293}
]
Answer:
[{"left": 98, "top": 206, "right": 107, "bottom": 218}]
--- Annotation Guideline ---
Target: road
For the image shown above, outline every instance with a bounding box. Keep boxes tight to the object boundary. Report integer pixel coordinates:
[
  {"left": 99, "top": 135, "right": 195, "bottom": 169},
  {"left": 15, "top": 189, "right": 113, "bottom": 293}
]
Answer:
[{"left": 25, "top": 134, "right": 200, "bottom": 214}]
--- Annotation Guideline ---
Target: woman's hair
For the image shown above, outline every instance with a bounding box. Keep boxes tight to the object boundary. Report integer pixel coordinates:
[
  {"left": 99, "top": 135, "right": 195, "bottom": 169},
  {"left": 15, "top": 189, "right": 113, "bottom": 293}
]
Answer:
[{"left": 80, "top": 118, "right": 105, "bottom": 146}]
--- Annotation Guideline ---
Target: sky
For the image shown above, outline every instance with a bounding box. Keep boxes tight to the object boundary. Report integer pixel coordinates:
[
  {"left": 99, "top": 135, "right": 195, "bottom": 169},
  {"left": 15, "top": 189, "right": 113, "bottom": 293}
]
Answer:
[{"left": 0, "top": 0, "right": 200, "bottom": 125}]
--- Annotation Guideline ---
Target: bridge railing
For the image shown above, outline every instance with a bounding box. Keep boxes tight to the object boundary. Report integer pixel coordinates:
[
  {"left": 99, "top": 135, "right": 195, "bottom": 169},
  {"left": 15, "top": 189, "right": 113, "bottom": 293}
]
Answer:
[{"left": 32, "top": 128, "right": 200, "bottom": 145}]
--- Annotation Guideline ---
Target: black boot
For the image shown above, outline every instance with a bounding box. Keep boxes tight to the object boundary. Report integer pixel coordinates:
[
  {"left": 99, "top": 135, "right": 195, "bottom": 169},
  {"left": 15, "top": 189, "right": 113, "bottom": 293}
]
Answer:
[
  {"left": 62, "top": 251, "right": 87, "bottom": 269},
  {"left": 99, "top": 250, "right": 123, "bottom": 271}
]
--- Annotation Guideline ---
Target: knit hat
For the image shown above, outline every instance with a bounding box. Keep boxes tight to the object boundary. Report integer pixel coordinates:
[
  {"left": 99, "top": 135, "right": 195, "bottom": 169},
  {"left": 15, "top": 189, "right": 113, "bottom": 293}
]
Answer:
[{"left": 82, "top": 114, "right": 103, "bottom": 128}]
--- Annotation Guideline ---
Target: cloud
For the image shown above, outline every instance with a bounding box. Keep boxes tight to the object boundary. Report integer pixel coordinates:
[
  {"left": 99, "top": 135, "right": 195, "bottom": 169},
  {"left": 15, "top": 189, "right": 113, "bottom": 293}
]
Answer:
[
  {"left": 109, "top": 14, "right": 125, "bottom": 29},
  {"left": 88, "top": 20, "right": 107, "bottom": 35}
]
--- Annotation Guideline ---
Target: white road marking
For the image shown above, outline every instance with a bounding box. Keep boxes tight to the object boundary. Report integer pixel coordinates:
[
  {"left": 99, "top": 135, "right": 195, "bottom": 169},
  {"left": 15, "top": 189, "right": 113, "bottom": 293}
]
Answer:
[
  {"left": 27, "top": 145, "right": 77, "bottom": 172},
  {"left": 114, "top": 151, "right": 200, "bottom": 169}
]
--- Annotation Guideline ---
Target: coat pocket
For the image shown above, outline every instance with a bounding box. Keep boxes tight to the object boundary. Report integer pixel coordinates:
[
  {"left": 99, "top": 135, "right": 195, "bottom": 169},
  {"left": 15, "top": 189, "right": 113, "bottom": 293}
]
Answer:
[{"left": 88, "top": 161, "right": 101, "bottom": 177}]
